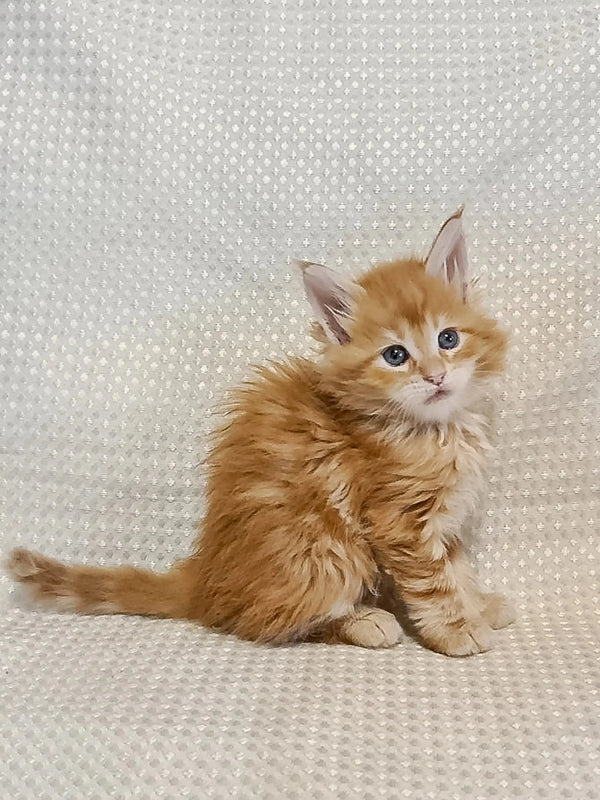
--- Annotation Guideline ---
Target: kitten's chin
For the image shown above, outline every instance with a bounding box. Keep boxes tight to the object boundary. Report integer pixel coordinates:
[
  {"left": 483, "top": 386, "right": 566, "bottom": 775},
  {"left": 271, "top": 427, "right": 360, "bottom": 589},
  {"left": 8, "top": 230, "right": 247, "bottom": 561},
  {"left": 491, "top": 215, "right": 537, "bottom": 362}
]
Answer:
[
  {"left": 412, "top": 404, "right": 459, "bottom": 426},
  {"left": 404, "top": 390, "right": 469, "bottom": 426}
]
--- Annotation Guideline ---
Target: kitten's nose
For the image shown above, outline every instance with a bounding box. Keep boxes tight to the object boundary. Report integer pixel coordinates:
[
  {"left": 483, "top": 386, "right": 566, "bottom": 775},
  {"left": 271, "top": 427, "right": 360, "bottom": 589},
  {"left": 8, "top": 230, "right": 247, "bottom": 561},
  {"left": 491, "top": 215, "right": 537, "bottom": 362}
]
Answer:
[{"left": 423, "top": 371, "right": 446, "bottom": 387}]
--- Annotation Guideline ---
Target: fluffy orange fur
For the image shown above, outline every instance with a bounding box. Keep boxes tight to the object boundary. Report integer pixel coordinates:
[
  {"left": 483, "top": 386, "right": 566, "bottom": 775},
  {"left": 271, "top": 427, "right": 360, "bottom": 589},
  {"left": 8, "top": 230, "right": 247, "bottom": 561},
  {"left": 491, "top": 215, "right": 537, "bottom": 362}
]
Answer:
[{"left": 6, "top": 211, "right": 515, "bottom": 655}]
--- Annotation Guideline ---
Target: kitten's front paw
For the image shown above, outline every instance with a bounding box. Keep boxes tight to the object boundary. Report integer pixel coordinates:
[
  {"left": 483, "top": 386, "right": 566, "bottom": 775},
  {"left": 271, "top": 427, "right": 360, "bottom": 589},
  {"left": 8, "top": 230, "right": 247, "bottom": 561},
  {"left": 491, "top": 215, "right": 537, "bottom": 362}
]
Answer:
[
  {"left": 425, "top": 620, "right": 495, "bottom": 657},
  {"left": 481, "top": 592, "right": 516, "bottom": 629}
]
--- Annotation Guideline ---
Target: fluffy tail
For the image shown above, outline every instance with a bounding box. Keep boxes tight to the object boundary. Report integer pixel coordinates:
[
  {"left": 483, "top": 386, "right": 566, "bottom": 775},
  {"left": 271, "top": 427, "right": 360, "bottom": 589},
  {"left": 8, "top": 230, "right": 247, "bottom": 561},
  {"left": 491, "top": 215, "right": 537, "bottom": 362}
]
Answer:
[{"left": 6, "top": 547, "right": 191, "bottom": 619}]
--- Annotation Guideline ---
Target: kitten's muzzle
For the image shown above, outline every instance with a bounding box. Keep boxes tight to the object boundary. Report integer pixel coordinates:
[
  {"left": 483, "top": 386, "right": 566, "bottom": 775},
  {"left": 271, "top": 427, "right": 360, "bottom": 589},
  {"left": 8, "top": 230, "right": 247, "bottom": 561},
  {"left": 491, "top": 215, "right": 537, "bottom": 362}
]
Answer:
[
  {"left": 423, "top": 371, "right": 446, "bottom": 387},
  {"left": 425, "top": 388, "right": 450, "bottom": 404}
]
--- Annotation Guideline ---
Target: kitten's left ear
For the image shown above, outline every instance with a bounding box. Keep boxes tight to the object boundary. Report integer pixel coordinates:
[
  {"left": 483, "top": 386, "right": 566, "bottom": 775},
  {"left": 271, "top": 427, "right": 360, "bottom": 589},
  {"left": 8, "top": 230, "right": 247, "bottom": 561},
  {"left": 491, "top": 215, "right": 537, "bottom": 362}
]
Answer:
[{"left": 425, "top": 207, "right": 469, "bottom": 300}]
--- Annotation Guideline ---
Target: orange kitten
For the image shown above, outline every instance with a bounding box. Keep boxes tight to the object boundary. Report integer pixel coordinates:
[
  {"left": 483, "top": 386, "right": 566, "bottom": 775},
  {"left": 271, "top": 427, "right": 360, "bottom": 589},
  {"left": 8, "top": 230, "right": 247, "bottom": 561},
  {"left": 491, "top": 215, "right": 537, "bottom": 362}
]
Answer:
[{"left": 6, "top": 210, "right": 515, "bottom": 656}]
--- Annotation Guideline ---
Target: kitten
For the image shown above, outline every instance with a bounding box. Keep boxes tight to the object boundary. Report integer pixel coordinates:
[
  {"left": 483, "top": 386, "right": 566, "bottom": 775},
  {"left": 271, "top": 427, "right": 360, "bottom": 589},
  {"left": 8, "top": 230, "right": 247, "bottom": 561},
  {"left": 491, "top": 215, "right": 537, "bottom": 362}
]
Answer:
[{"left": 6, "top": 210, "right": 515, "bottom": 656}]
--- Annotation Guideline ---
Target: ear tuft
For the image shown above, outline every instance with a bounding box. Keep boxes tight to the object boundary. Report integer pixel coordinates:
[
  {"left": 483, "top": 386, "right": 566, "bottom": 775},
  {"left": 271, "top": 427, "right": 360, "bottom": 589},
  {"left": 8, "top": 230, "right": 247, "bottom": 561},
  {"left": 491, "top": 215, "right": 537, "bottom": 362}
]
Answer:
[
  {"left": 425, "top": 208, "right": 469, "bottom": 299},
  {"left": 297, "top": 261, "right": 354, "bottom": 345}
]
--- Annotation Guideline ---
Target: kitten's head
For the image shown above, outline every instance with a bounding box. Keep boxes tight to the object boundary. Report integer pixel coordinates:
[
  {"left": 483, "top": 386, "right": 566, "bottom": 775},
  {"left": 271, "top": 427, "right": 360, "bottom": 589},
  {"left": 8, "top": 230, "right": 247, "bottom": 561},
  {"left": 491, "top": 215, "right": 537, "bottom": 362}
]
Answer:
[{"left": 300, "top": 209, "right": 507, "bottom": 426}]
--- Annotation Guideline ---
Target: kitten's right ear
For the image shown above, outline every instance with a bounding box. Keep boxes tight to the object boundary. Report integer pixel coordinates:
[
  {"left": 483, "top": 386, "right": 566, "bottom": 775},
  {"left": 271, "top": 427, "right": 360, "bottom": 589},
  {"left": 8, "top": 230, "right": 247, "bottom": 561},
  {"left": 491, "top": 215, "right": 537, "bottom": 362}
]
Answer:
[{"left": 297, "top": 261, "right": 355, "bottom": 345}]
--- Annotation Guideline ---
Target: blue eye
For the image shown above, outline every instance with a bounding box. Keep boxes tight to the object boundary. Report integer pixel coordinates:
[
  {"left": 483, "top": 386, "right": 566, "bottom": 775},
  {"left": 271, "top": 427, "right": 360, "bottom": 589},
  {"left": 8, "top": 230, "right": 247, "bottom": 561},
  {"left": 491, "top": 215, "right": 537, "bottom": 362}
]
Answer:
[
  {"left": 438, "top": 329, "right": 460, "bottom": 350},
  {"left": 382, "top": 345, "right": 409, "bottom": 366}
]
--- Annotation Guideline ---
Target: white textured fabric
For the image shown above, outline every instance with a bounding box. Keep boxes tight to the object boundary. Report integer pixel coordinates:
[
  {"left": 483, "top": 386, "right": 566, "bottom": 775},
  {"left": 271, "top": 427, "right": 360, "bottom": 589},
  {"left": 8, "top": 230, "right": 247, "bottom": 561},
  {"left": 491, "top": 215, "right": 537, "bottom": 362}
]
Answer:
[{"left": 1, "top": 1, "right": 599, "bottom": 797}]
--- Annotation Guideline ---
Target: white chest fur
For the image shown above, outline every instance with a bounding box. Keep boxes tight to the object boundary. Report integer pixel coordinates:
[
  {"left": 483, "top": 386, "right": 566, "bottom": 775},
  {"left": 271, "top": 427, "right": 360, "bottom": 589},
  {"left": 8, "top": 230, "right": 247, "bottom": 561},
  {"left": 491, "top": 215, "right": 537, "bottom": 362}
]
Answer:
[{"left": 420, "top": 416, "right": 491, "bottom": 560}]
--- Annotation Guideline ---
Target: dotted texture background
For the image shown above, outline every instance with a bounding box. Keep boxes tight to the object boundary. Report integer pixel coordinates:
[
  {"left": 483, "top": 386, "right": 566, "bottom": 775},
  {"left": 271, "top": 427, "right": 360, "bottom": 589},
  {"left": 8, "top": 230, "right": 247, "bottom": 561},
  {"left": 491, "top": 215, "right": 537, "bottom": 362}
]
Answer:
[{"left": 1, "top": 1, "right": 599, "bottom": 798}]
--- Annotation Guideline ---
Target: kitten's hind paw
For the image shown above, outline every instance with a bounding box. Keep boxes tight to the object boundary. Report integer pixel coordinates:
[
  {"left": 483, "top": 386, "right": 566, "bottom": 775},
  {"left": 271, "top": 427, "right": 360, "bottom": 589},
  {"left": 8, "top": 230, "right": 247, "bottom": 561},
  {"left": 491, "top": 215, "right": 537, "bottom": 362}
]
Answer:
[
  {"left": 481, "top": 592, "right": 516, "bottom": 630},
  {"left": 341, "top": 607, "right": 403, "bottom": 649}
]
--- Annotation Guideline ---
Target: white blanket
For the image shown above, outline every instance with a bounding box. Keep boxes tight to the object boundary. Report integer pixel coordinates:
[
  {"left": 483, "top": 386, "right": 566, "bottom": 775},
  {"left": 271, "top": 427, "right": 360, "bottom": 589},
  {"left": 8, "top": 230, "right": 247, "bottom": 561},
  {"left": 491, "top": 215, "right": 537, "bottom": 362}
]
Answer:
[{"left": 1, "top": 1, "right": 598, "bottom": 797}]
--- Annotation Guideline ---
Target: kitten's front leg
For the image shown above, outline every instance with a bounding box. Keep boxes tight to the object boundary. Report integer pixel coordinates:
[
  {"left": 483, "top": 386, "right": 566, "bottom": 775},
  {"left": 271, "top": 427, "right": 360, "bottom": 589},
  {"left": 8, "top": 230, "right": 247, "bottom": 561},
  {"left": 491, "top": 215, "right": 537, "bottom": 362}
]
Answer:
[
  {"left": 376, "top": 537, "right": 499, "bottom": 656},
  {"left": 479, "top": 590, "right": 516, "bottom": 630}
]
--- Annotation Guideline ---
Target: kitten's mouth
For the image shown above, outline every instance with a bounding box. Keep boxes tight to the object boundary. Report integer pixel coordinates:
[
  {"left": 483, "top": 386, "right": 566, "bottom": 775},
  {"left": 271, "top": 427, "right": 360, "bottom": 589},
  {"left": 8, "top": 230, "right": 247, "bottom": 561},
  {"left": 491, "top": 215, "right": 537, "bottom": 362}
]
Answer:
[{"left": 425, "top": 388, "right": 450, "bottom": 404}]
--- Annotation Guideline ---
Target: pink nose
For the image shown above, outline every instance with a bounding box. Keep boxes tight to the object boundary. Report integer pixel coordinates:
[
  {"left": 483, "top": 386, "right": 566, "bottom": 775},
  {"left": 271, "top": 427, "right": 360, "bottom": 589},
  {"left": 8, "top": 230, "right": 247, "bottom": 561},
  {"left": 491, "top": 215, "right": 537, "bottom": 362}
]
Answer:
[{"left": 423, "top": 372, "right": 446, "bottom": 387}]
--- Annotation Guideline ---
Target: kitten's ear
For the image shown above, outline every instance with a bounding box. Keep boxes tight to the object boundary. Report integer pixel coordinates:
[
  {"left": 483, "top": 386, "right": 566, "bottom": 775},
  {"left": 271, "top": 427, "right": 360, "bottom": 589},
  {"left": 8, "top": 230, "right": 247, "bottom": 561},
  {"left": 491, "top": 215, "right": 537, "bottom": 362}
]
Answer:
[
  {"left": 298, "top": 261, "right": 355, "bottom": 344},
  {"left": 425, "top": 207, "right": 469, "bottom": 299}
]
